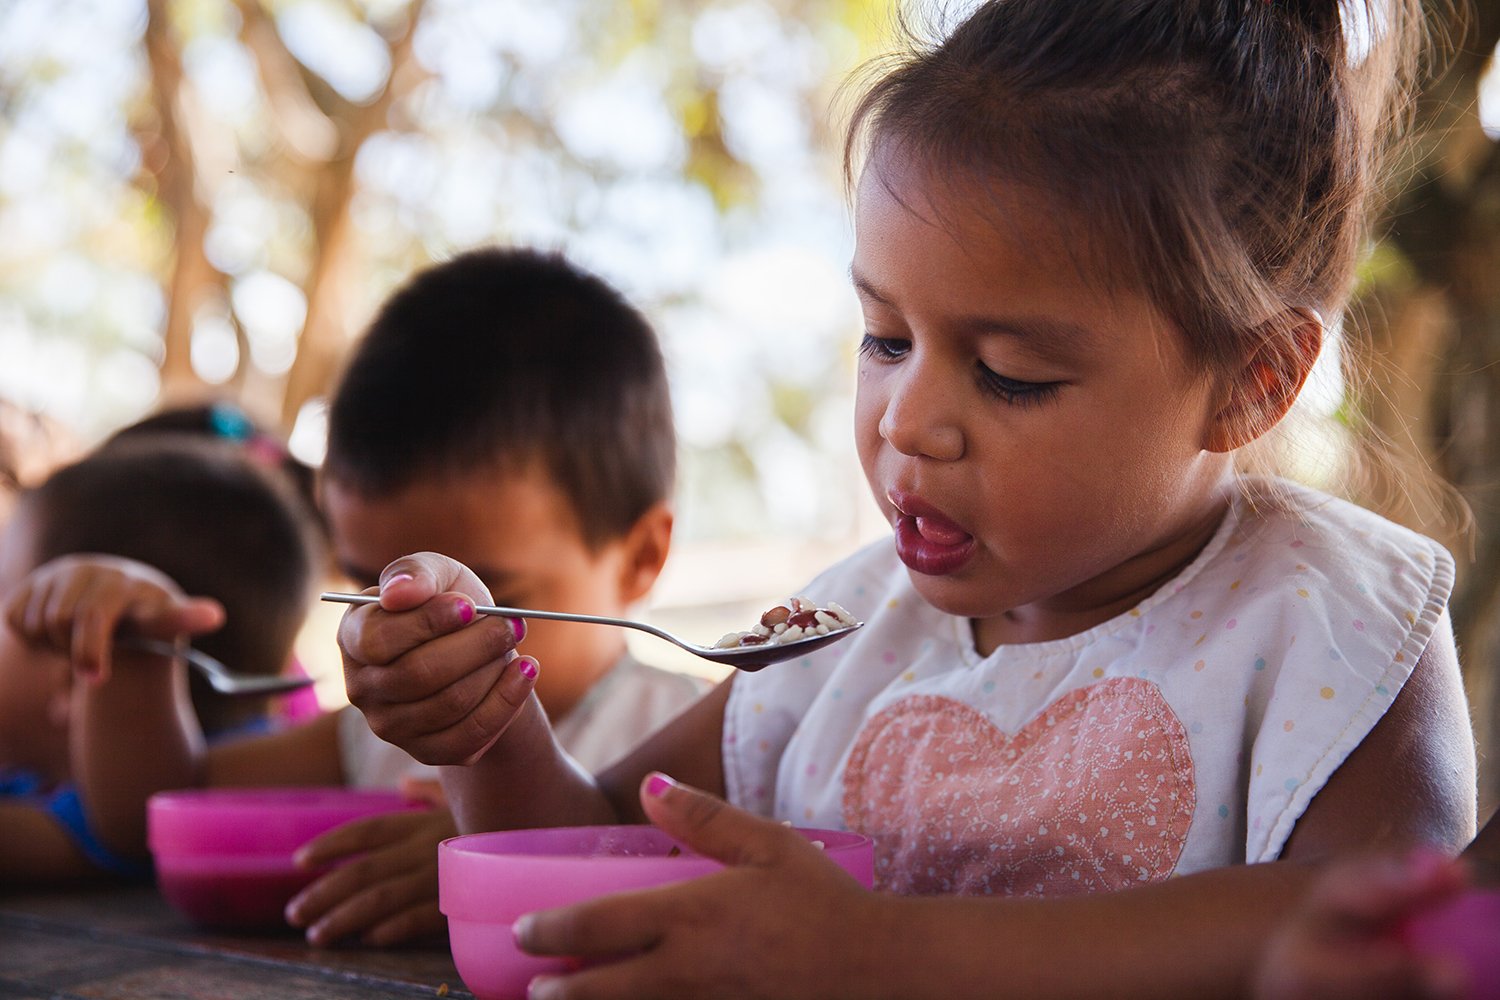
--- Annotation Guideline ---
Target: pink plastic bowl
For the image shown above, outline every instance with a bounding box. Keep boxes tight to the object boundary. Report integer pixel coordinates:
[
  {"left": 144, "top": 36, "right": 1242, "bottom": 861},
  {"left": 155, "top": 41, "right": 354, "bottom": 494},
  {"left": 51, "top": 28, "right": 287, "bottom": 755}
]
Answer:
[
  {"left": 440, "top": 825, "right": 874, "bottom": 1000},
  {"left": 1401, "top": 888, "right": 1500, "bottom": 1000},
  {"left": 147, "top": 787, "right": 421, "bottom": 930}
]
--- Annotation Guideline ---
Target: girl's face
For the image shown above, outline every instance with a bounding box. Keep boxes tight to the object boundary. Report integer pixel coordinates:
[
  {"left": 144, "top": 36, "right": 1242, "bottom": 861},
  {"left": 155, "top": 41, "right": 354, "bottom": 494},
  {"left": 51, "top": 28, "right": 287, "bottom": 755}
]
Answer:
[{"left": 852, "top": 156, "right": 1235, "bottom": 653}]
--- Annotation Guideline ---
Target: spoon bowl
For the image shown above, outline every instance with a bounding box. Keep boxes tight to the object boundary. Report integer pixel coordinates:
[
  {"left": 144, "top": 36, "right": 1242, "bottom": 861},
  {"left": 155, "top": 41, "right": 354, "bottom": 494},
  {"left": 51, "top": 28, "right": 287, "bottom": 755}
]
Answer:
[
  {"left": 115, "top": 637, "right": 317, "bottom": 696},
  {"left": 320, "top": 592, "right": 862, "bottom": 671}
]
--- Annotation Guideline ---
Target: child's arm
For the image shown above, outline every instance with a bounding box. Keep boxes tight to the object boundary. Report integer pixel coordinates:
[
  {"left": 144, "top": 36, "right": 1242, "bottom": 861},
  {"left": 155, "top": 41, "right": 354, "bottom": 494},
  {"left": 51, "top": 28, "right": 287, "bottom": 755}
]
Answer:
[
  {"left": 0, "top": 801, "right": 96, "bottom": 884},
  {"left": 6, "top": 555, "right": 225, "bottom": 859},
  {"left": 1251, "top": 849, "right": 1468, "bottom": 1000},
  {"left": 513, "top": 615, "right": 1476, "bottom": 999}
]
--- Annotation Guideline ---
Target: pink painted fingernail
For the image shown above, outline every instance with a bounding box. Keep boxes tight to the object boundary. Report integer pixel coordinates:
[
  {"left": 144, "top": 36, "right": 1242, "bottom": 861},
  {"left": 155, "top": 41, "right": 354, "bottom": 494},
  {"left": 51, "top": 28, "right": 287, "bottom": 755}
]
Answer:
[
  {"left": 645, "top": 773, "right": 675, "bottom": 798},
  {"left": 509, "top": 617, "right": 526, "bottom": 642},
  {"left": 528, "top": 975, "right": 562, "bottom": 1000},
  {"left": 518, "top": 656, "right": 539, "bottom": 680},
  {"left": 454, "top": 599, "right": 475, "bottom": 625}
]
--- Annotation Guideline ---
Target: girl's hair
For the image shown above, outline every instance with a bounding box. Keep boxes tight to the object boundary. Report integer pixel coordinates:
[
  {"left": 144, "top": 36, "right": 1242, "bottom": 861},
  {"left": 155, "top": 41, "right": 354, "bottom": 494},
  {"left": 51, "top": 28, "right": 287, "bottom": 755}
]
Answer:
[
  {"left": 844, "top": 0, "right": 1422, "bottom": 386},
  {"left": 22, "top": 436, "right": 324, "bottom": 736}
]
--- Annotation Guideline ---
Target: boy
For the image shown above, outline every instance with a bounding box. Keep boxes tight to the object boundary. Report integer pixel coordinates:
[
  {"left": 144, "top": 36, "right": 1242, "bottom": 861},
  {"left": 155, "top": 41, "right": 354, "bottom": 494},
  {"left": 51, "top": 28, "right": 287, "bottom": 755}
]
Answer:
[{"left": 6, "top": 247, "right": 704, "bottom": 944}]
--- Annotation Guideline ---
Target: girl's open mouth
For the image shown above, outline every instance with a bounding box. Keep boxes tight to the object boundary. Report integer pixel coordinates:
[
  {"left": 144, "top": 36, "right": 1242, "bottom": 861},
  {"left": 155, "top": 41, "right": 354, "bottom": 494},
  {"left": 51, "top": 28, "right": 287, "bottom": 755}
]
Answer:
[{"left": 889, "top": 494, "right": 977, "bottom": 575}]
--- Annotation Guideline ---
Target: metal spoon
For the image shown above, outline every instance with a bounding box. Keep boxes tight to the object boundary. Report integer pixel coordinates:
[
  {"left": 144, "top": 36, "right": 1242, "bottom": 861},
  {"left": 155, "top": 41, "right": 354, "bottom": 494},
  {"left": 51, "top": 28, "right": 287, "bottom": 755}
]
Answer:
[
  {"left": 320, "top": 592, "right": 863, "bottom": 672},
  {"left": 114, "top": 637, "right": 318, "bottom": 696}
]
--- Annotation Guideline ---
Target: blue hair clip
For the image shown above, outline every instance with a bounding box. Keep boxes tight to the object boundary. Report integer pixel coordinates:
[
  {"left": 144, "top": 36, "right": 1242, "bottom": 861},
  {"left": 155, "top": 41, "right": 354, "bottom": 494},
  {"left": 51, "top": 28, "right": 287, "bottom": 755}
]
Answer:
[{"left": 208, "top": 402, "right": 254, "bottom": 442}]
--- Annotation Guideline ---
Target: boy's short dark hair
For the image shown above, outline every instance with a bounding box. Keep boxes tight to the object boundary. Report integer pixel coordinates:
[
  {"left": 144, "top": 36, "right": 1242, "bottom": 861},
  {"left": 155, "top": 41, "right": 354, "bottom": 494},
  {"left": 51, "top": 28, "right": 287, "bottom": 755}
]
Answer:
[
  {"left": 324, "top": 247, "right": 676, "bottom": 549},
  {"left": 21, "top": 436, "right": 322, "bottom": 735}
]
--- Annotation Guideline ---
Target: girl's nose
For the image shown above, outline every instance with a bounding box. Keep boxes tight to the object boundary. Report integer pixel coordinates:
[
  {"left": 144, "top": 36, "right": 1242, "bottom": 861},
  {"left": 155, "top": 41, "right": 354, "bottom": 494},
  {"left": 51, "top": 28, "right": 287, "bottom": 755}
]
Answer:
[{"left": 877, "top": 365, "right": 965, "bottom": 462}]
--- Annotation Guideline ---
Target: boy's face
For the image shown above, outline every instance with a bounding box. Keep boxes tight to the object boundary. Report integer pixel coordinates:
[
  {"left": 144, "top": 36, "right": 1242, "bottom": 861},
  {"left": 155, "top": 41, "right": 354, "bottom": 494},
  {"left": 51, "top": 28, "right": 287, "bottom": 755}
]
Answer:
[
  {"left": 0, "top": 511, "right": 72, "bottom": 778},
  {"left": 321, "top": 463, "right": 638, "bottom": 696},
  {"left": 851, "top": 154, "right": 1234, "bottom": 653}
]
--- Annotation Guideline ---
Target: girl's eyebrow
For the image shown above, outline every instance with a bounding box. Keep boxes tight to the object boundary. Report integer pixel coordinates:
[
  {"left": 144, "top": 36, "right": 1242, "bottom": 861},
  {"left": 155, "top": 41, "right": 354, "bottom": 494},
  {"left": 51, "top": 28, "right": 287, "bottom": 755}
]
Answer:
[{"left": 852, "top": 271, "right": 1097, "bottom": 356}]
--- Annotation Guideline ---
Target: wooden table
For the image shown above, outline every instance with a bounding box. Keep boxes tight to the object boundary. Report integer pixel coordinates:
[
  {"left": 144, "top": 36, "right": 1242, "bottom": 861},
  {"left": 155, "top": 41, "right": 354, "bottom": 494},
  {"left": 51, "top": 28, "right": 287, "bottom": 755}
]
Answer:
[{"left": 0, "top": 886, "right": 472, "bottom": 999}]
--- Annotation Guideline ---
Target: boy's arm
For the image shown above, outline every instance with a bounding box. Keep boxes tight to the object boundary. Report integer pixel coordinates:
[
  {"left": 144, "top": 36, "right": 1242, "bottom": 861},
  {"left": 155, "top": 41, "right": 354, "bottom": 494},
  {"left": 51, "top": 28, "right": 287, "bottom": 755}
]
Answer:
[
  {"left": 203, "top": 711, "right": 344, "bottom": 788},
  {"left": 0, "top": 801, "right": 98, "bottom": 884},
  {"left": 69, "top": 645, "right": 204, "bottom": 860}
]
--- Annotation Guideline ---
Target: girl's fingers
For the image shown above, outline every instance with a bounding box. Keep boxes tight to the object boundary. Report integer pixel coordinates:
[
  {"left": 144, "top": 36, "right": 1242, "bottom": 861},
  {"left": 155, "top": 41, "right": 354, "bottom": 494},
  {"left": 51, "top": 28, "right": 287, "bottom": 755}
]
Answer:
[
  {"left": 293, "top": 811, "right": 432, "bottom": 870},
  {"left": 339, "top": 592, "right": 503, "bottom": 672},
  {"left": 526, "top": 954, "right": 664, "bottom": 1000},
  {"left": 417, "top": 655, "right": 540, "bottom": 766},
  {"left": 357, "top": 652, "right": 539, "bottom": 766},
  {"left": 377, "top": 552, "right": 492, "bottom": 612},
  {"left": 1312, "top": 850, "right": 1466, "bottom": 935},
  {"left": 75, "top": 578, "right": 159, "bottom": 681},
  {"left": 363, "top": 900, "right": 445, "bottom": 948},
  {"left": 637, "top": 773, "right": 795, "bottom": 870},
  {"left": 515, "top": 889, "right": 665, "bottom": 960},
  {"left": 303, "top": 869, "right": 435, "bottom": 947},
  {"left": 286, "top": 837, "right": 431, "bottom": 929}
]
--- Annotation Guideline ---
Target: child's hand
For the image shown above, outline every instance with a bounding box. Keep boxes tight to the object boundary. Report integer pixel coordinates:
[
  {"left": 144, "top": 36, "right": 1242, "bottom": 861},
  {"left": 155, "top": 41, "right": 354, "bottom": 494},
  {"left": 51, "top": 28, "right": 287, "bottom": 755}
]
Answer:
[
  {"left": 284, "top": 779, "right": 455, "bottom": 948},
  {"left": 1253, "top": 849, "right": 1469, "bottom": 1000},
  {"left": 513, "top": 773, "right": 888, "bottom": 1000},
  {"left": 338, "top": 552, "right": 534, "bottom": 765},
  {"left": 4, "top": 554, "right": 225, "bottom": 683}
]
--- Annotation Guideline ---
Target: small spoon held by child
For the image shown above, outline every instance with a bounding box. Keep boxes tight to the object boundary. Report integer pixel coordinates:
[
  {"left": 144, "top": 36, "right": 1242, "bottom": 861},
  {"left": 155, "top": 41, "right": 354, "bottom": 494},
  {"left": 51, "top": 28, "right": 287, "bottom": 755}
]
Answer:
[{"left": 319, "top": 593, "right": 862, "bottom": 672}]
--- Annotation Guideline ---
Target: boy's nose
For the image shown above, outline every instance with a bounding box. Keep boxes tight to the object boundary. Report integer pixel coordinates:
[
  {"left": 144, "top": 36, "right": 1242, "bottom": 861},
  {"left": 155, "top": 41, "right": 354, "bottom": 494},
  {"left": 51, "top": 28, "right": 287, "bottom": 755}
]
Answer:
[{"left": 877, "top": 367, "right": 965, "bottom": 462}]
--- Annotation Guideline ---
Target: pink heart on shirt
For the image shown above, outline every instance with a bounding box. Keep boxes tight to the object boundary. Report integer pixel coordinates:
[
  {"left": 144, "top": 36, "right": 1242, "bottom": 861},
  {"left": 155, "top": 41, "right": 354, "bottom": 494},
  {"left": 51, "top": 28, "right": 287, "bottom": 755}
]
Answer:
[{"left": 842, "top": 678, "right": 1195, "bottom": 896}]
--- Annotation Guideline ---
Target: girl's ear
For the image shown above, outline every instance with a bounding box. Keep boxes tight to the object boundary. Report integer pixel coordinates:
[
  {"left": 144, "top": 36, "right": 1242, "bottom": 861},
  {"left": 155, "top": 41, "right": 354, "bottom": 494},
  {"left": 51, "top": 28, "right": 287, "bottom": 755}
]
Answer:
[
  {"left": 1205, "top": 310, "right": 1323, "bottom": 453},
  {"left": 616, "top": 501, "right": 674, "bottom": 605}
]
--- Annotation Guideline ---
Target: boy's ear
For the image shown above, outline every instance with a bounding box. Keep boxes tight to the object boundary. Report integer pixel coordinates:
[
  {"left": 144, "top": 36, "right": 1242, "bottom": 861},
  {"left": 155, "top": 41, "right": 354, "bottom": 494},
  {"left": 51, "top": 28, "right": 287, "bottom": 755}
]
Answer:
[
  {"left": 1205, "top": 309, "right": 1323, "bottom": 453},
  {"left": 617, "top": 501, "right": 673, "bottom": 605}
]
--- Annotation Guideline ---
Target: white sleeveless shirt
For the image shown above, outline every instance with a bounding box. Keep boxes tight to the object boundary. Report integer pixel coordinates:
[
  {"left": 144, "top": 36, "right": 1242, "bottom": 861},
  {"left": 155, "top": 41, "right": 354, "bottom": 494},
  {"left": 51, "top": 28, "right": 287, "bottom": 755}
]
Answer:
[{"left": 723, "top": 480, "right": 1454, "bottom": 896}]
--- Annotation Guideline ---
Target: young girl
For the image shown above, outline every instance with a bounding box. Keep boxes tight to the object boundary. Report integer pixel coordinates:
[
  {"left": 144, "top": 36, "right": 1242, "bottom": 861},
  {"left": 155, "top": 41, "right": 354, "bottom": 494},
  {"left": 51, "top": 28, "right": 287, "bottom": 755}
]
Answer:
[
  {"left": 0, "top": 436, "right": 320, "bottom": 883},
  {"left": 339, "top": 1, "right": 1477, "bottom": 995}
]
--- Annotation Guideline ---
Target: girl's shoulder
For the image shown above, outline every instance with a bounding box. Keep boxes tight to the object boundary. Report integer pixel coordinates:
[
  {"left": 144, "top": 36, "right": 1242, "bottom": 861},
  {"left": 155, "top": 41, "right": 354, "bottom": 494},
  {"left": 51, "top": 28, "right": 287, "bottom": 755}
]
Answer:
[{"left": 1194, "top": 477, "right": 1454, "bottom": 623}]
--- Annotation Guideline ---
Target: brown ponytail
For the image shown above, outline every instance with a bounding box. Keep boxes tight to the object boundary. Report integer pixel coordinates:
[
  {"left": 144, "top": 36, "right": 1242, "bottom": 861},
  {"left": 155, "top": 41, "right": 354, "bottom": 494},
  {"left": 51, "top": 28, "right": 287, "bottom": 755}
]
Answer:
[{"left": 843, "top": 0, "right": 1423, "bottom": 378}]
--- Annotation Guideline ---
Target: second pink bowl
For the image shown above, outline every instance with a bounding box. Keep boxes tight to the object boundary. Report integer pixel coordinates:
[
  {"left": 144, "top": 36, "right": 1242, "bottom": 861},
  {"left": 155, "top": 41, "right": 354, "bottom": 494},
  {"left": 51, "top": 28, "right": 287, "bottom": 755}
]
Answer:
[
  {"left": 441, "top": 825, "right": 874, "bottom": 1000},
  {"left": 148, "top": 787, "right": 422, "bottom": 930}
]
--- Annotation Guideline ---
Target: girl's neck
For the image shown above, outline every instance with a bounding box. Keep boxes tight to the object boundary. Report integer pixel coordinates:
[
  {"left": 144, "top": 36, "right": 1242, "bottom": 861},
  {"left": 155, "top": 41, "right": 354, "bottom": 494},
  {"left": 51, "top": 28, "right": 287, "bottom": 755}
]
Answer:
[{"left": 971, "top": 489, "right": 1233, "bottom": 653}]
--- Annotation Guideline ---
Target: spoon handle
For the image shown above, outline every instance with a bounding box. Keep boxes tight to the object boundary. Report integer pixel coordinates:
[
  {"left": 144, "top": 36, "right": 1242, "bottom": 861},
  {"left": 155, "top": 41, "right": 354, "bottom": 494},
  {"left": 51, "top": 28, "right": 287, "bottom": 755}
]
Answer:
[{"left": 319, "top": 593, "right": 679, "bottom": 643}]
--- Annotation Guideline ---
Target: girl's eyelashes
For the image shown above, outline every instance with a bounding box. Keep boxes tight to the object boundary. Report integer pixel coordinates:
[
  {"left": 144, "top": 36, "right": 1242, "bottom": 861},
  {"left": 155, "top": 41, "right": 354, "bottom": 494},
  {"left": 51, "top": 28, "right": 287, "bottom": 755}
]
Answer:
[
  {"left": 977, "top": 366, "right": 1062, "bottom": 408},
  {"left": 858, "top": 333, "right": 909, "bottom": 360},
  {"left": 860, "top": 333, "right": 1062, "bottom": 408}
]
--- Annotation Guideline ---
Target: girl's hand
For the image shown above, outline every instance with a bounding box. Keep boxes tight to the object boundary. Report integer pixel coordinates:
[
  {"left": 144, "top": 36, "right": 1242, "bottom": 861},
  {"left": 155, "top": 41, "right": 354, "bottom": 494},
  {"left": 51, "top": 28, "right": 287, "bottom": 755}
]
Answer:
[
  {"left": 338, "top": 552, "right": 535, "bottom": 766},
  {"left": 1253, "top": 849, "right": 1469, "bottom": 1000},
  {"left": 4, "top": 554, "right": 224, "bottom": 683},
  {"left": 514, "top": 773, "right": 891, "bottom": 1000},
  {"left": 284, "top": 779, "right": 456, "bottom": 948}
]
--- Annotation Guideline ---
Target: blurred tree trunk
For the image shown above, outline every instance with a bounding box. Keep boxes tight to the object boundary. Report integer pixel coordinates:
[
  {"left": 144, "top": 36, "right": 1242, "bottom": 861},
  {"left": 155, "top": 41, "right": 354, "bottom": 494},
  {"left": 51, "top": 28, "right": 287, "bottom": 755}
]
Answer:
[
  {"left": 230, "top": 0, "right": 429, "bottom": 430},
  {"left": 1371, "top": 0, "right": 1500, "bottom": 809},
  {"left": 142, "top": 0, "right": 223, "bottom": 398},
  {"left": 139, "top": 0, "right": 427, "bottom": 427}
]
